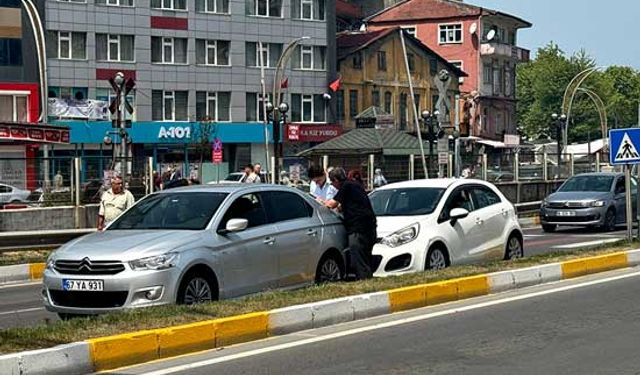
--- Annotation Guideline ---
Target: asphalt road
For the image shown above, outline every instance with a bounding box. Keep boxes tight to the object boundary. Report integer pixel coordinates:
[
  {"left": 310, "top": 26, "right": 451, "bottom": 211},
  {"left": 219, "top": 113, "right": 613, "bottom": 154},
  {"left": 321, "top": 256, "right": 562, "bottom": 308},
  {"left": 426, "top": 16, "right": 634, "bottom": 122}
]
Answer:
[
  {"left": 113, "top": 267, "right": 640, "bottom": 375},
  {"left": 0, "top": 225, "right": 630, "bottom": 330}
]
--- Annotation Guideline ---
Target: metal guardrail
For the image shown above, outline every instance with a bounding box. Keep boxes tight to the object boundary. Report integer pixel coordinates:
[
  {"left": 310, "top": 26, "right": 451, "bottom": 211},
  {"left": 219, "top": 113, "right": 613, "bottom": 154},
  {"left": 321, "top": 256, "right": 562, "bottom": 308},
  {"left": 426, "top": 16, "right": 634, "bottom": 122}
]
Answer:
[
  {"left": 0, "top": 229, "right": 95, "bottom": 252},
  {"left": 515, "top": 201, "right": 541, "bottom": 214}
]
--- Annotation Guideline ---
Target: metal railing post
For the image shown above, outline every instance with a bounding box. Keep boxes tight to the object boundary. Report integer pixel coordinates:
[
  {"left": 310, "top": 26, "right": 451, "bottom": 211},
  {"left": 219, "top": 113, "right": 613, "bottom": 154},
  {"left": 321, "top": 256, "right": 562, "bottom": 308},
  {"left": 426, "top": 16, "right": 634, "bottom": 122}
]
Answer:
[
  {"left": 543, "top": 151, "right": 548, "bottom": 181},
  {"left": 368, "top": 154, "right": 375, "bottom": 190},
  {"left": 409, "top": 154, "right": 415, "bottom": 180},
  {"left": 514, "top": 152, "right": 520, "bottom": 183},
  {"left": 482, "top": 154, "right": 488, "bottom": 181},
  {"left": 322, "top": 155, "right": 329, "bottom": 172},
  {"left": 147, "top": 157, "right": 154, "bottom": 194},
  {"left": 569, "top": 153, "right": 574, "bottom": 176},
  {"left": 596, "top": 152, "right": 601, "bottom": 172},
  {"left": 271, "top": 156, "right": 276, "bottom": 184},
  {"left": 448, "top": 155, "right": 453, "bottom": 178},
  {"left": 74, "top": 157, "right": 81, "bottom": 207}
]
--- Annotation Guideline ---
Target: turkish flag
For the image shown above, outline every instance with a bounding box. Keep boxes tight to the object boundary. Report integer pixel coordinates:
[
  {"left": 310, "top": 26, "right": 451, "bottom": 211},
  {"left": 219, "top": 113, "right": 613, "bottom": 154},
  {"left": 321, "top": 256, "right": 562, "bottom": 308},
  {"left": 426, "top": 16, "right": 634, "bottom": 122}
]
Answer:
[
  {"left": 280, "top": 77, "right": 289, "bottom": 89},
  {"left": 329, "top": 77, "right": 341, "bottom": 92}
]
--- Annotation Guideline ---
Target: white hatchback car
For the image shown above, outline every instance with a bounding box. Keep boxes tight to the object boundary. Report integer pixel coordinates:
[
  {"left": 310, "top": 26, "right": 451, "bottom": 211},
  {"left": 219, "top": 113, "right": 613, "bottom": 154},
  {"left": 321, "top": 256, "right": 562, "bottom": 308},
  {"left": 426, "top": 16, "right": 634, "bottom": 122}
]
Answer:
[{"left": 369, "top": 179, "right": 523, "bottom": 276}]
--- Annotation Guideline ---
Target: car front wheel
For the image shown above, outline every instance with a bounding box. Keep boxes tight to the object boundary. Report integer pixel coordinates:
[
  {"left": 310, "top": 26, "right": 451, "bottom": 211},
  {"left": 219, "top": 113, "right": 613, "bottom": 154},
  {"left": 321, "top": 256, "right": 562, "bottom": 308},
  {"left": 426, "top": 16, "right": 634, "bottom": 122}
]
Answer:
[
  {"left": 426, "top": 246, "right": 448, "bottom": 270},
  {"left": 315, "top": 253, "right": 344, "bottom": 284},
  {"left": 542, "top": 224, "right": 556, "bottom": 233},
  {"left": 601, "top": 208, "right": 616, "bottom": 232},
  {"left": 177, "top": 272, "right": 216, "bottom": 305},
  {"left": 505, "top": 234, "right": 524, "bottom": 260}
]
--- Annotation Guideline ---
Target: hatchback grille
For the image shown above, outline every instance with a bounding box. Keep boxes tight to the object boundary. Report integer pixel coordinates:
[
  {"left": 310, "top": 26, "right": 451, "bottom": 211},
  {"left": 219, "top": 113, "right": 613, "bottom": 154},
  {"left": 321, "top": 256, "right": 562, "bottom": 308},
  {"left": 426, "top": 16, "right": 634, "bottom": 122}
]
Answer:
[
  {"left": 548, "top": 201, "right": 588, "bottom": 209},
  {"left": 54, "top": 259, "right": 125, "bottom": 275},
  {"left": 49, "top": 290, "right": 128, "bottom": 308}
]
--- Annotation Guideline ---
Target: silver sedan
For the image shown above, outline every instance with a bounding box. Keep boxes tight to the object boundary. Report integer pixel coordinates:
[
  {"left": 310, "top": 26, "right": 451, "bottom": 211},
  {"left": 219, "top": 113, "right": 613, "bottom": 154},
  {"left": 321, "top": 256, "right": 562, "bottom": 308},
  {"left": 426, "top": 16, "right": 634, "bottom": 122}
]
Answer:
[{"left": 43, "top": 184, "right": 347, "bottom": 317}]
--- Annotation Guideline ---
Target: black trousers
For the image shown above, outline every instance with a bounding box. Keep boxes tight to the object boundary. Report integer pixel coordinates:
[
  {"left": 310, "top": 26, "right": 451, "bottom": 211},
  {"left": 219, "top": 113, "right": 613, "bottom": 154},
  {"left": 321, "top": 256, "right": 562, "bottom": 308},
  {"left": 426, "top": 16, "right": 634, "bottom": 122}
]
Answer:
[{"left": 348, "top": 231, "right": 376, "bottom": 280}]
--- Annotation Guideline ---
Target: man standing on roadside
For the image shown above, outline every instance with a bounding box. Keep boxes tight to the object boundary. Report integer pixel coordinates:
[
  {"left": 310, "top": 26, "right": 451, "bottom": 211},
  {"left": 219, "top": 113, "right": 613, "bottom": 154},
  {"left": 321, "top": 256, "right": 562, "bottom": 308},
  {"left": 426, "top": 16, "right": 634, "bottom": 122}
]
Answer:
[
  {"left": 97, "top": 175, "right": 135, "bottom": 231},
  {"left": 244, "top": 163, "right": 261, "bottom": 183},
  {"left": 308, "top": 165, "right": 337, "bottom": 203},
  {"left": 324, "top": 168, "right": 377, "bottom": 280}
]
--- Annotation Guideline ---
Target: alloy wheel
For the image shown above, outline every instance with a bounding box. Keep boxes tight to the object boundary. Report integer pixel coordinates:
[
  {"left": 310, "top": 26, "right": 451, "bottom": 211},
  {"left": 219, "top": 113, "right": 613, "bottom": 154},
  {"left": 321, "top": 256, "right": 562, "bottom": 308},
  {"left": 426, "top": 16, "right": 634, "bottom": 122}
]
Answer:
[
  {"left": 318, "top": 257, "right": 342, "bottom": 283},
  {"left": 428, "top": 249, "right": 447, "bottom": 270},
  {"left": 183, "top": 277, "right": 212, "bottom": 305},
  {"left": 507, "top": 236, "right": 523, "bottom": 259}
]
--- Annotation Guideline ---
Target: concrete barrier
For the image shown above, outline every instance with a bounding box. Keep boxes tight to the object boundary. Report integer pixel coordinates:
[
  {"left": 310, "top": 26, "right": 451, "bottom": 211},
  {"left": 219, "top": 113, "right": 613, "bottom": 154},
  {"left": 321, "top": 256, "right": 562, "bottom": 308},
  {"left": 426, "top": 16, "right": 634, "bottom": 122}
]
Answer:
[
  {"left": 0, "top": 263, "right": 45, "bottom": 285},
  {"left": 0, "top": 205, "right": 99, "bottom": 231}
]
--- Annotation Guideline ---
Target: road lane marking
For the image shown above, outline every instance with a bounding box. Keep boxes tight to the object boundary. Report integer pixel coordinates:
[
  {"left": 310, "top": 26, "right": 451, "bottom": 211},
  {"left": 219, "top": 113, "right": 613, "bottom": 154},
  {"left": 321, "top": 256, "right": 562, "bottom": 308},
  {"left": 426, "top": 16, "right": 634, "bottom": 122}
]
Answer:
[
  {"left": 136, "top": 269, "right": 640, "bottom": 375},
  {"left": 553, "top": 238, "right": 624, "bottom": 249},
  {"left": 0, "top": 281, "right": 41, "bottom": 290},
  {"left": 0, "top": 307, "right": 44, "bottom": 316}
]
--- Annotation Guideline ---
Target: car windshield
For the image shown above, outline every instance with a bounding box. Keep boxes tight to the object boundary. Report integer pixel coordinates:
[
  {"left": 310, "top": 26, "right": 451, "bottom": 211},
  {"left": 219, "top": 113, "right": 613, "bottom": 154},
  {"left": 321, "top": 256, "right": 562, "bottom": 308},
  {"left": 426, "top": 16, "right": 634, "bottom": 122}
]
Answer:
[
  {"left": 109, "top": 192, "right": 228, "bottom": 230},
  {"left": 369, "top": 188, "right": 445, "bottom": 216},
  {"left": 558, "top": 176, "right": 614, "bottom": 193}
]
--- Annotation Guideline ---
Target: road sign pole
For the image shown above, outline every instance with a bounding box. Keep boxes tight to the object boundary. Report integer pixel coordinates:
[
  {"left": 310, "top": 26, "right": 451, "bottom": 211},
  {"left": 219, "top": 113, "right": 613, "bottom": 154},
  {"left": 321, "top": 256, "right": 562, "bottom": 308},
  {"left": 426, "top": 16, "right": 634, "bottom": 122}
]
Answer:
[{"left": 626, "top": 165, "right": 633, "bottom": 242}]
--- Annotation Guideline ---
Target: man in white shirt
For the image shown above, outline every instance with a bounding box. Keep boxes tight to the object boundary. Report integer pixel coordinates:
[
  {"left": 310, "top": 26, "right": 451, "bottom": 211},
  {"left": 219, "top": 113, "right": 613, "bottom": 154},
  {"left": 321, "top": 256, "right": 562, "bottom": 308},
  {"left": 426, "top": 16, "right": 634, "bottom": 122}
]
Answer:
[
  {"left": 97, "top": 176, "right": 135, "bottom": 230},
  {"left": 308, "top": 165, "right": 337, "bottom": 203}
]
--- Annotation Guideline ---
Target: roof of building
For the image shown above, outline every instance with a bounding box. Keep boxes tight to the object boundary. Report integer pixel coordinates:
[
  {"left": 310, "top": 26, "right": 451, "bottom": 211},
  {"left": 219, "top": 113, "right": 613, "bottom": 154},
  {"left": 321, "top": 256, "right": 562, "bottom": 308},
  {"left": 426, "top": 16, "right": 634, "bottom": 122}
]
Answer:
[
  {"left": 298, "top": 128, "right": 432, "bottom": 157},
  {"left": 336, "top": 0, "right": 362, "bottom": 19},
  {"left": 366, "top": 0, "right": 532, "bottom": 28},
  {"left": 337, "top": 27, "right": 467, "bottom": 77}
]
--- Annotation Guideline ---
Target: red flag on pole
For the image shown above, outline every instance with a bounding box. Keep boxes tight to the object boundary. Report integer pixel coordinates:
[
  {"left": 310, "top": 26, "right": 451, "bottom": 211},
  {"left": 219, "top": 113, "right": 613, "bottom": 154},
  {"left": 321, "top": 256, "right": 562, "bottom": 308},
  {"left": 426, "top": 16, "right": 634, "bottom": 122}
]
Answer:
[
  {"left": 329, "top": 77, "right": 341, "bottom": 92},
  {"left": 280, "top": 77, "right": 289, "bottom": 89}
]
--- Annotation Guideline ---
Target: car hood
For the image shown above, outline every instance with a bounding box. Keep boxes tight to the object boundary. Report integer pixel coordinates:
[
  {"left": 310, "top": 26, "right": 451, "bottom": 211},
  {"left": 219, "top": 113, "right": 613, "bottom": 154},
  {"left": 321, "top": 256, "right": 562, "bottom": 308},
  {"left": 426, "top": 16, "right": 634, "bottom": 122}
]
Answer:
[
  {"left": 53, "top": 230, "right": 204, "bottom": 261},
  {"left": 547, "top": 191, "right": 611, "bottom": 202},
  {"left": 375, "top": 215, "right": 429, "bottom": 237}
]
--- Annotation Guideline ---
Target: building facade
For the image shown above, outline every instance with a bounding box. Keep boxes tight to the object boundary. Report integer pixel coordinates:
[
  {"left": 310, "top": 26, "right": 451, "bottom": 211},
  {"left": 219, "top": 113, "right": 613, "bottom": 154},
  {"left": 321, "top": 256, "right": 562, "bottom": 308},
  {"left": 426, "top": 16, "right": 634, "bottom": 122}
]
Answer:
[
  {"left": 365, "top": 0, "right": 531, "bottom": 141},
  {"left": 44, "top": 0, "right": 337, "bottom": 175},
  {"left": 336, "top": 27, "right": 464, "bottom": 132}
]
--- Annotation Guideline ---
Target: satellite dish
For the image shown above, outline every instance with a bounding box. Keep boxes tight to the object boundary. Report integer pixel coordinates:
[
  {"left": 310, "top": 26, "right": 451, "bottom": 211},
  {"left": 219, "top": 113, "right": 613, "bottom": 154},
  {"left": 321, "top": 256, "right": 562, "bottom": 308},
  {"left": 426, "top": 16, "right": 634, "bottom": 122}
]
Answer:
[
  {"left": 469, "top": 23, "right": 477, "bottom": 35},
  {"left": 486, "top": 29, "right": 496, "bottom": 41}
]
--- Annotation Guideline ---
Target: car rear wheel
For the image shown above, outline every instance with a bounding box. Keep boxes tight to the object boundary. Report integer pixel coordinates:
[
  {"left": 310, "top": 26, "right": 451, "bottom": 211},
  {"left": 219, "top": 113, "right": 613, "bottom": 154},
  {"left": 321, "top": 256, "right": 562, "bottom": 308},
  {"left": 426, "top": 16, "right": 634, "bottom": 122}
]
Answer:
[
  {"left": 505, "top": 234, "right": 524, "bottom": 260},
  {"left": 177, "top": 271, "right": 217, "bottom": 305},
  {"left": 426, "top": 246, "right": 448, "bottom": 270},
  {"left": 542, "top": 224, "right": 556, "bottom": 233},
  {"left": 315, "top": 253, "right": 343, "bottom": 284},
  {"left": 602, "top": 208, "right": 616, "bottom": 232}
]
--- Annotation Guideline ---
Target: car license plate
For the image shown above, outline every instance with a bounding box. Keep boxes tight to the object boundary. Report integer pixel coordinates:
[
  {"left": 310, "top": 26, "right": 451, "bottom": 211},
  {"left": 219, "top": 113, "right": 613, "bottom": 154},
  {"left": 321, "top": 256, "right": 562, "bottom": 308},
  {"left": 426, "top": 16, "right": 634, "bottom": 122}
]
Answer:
[
  {"left": 557, "top": 211, "right": 576, "bottom": 217},
  {"left": 62, "top": 279, "right": 104, "bottom": 291}
]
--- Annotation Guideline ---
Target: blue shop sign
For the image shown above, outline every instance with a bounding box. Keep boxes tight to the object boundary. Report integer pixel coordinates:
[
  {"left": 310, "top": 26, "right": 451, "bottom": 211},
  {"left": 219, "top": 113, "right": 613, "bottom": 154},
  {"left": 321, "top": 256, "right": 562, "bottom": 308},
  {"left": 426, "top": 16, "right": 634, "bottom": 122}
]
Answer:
[{"left": 53, "top": 120, "right": 275, "bottom": 144}]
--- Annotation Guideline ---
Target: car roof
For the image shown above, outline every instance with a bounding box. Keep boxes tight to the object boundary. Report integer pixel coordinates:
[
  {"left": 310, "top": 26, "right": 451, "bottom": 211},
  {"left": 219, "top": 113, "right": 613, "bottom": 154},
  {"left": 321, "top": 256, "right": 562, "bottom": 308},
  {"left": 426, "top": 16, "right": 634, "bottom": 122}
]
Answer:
[
  {"left": 376, "top": 178, "right": 491, "bottom": 190},
  {"left": 572, "top": 172, "right": 623, "bottom": 177},
  {"left": 155, "top": 183, "right": 299, "bottom": 195}
]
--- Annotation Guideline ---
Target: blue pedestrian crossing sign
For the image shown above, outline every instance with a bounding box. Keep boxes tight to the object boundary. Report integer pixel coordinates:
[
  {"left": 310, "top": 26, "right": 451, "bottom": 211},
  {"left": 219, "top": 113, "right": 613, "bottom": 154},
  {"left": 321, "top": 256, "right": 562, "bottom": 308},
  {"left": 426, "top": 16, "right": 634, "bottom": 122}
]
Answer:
[{"left": 610, "top": 128, "right": 640, "bottom": 165}]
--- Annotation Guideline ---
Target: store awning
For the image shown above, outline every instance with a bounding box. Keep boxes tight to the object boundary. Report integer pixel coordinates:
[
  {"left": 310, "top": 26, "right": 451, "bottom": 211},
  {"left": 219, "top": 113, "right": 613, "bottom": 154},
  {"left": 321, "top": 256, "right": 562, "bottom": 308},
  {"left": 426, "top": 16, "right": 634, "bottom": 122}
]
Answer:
[{"left": 0, "top": 121, "right": 70, "bottom": 144}]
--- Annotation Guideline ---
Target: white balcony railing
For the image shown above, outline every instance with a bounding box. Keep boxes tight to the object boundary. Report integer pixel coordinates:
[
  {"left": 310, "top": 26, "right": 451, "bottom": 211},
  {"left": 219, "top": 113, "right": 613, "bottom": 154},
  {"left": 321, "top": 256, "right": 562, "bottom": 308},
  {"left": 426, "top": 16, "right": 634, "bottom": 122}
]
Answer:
[{"left": 480, "top": 43, "right": 530, "bottom": 62}]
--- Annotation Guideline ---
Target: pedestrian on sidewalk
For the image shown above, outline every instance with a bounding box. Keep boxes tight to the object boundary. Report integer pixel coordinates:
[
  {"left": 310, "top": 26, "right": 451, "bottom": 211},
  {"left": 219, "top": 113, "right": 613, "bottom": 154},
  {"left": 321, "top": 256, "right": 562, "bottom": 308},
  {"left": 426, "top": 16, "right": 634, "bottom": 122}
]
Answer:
[
  {"left": 308, "top": 165, "right": 338, "bottom": 203},
  {"left": 97, "top": 175, "right": 135, "bottom": 231},
  {"left": 324, "top": 168, "right": 377, "bottom": 280}
]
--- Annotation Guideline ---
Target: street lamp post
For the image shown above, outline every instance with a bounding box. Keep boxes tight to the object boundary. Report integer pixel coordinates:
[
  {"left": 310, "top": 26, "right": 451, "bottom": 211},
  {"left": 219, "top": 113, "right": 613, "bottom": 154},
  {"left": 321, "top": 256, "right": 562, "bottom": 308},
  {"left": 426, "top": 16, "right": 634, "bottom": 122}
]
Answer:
[
  {"left": 420, "top": 110, "right": 442, "bottom": 178},
  {"left": 552, "top": 113, "right": 567, "bottom": 178},
  {"left": 266, "top": 102, "right": 289, "bottom": 183}
]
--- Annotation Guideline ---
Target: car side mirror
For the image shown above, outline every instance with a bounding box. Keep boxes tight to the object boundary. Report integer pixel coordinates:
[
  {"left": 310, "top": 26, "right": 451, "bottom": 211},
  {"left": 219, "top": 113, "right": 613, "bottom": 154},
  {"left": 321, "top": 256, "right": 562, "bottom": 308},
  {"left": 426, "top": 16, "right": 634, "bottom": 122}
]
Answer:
[
  {"left": 219, "top": 218, "right": 248, "bottom": 235},
  {"left": 449, "top": 208, "right": 469, "bottom": 225}
]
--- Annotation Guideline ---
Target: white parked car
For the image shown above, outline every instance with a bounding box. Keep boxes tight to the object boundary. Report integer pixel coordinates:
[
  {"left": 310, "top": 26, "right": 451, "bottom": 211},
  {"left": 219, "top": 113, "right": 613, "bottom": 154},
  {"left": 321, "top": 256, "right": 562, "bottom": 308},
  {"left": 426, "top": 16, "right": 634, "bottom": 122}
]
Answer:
[
  {"left": 0, "top": 183, "right": 31, "bottom": 204},
  {"left": 369, "top": 179, "right": 523, "bottom": 276}
]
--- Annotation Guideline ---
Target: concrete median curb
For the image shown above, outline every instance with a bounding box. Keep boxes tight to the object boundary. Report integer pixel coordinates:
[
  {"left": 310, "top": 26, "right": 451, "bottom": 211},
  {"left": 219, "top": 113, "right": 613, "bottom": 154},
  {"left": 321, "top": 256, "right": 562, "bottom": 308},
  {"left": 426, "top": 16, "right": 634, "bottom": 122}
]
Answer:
[
  {"left": 518, "top": 214, "right": 540, "bottom": 228},
  {"left": 2, "top": 249, "right": 640, "bottom": 374},
  {"left": 0, "top": 263, "right": 45, "bottom": 285}
]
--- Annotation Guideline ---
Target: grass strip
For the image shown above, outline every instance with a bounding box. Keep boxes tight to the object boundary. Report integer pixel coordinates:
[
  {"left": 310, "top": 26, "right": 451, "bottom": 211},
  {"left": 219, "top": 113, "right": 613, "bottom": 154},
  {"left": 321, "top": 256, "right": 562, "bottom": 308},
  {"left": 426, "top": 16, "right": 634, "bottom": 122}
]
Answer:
[
  {"left": 0, "top": 250, "right": 51, "bottom": 267},
  {"left": 0, "top": 240, "right": 634, "bottom": 354}
]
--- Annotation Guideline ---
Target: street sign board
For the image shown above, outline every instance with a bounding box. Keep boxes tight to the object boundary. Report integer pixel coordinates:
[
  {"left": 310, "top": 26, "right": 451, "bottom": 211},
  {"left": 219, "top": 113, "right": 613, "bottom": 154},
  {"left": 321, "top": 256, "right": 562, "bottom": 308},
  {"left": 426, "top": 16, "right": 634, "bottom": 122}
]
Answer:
[
  {"left": 609, "top": 128, "right": 640, "bottom": 165},
  {"left": 212, "top": 138, "right": 223, "bottom": 164}
]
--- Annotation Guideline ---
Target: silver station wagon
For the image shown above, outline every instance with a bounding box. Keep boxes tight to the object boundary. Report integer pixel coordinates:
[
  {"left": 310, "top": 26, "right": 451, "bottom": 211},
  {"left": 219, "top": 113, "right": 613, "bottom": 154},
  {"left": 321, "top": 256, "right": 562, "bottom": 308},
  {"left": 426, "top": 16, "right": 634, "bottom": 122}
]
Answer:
[{"left": 43, "top": 185, "right": 347, "bottom": 318}]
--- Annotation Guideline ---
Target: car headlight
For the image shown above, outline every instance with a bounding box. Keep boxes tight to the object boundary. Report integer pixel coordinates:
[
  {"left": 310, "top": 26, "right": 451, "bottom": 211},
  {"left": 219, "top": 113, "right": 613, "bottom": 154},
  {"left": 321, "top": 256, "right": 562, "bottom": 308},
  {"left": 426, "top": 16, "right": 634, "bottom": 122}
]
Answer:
[
  {"left": 381, "top": 223, "right": 420, "bottom": 248},
  {"left": 46, "top": 256, "right": 56, "bottom": 271},
  {"left": 541, "top": 199, "right": 548, "bottom": 207},
  {"left": 590, "top": 200, "right": 606, "bottom": 207},
  {"left": 129, "top": 252, "right": 179, "bottom": 271}
]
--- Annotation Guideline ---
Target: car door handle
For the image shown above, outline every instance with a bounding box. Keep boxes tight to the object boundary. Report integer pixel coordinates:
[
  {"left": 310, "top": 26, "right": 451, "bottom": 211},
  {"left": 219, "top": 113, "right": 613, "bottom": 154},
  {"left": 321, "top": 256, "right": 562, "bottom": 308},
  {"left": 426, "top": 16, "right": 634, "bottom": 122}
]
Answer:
[
  {"left": 263, "top": 237, "right": 275, "bottom": 245},
  {"left": 475, "top": 217, "right": 484, "bottom": 225},
  {"left": 501, "top": 208, "right": 508, "bottom": 216},
  {"left": 306, "top": 229, "right": 318, "bottom": 236}
]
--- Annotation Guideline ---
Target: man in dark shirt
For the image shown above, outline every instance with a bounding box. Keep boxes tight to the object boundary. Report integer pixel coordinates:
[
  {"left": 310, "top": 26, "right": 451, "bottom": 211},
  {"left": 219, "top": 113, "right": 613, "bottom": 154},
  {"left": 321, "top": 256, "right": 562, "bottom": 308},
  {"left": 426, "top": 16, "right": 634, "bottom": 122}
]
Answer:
[{"left": 324, "top": 168, "right": 377, "bottom": 280}]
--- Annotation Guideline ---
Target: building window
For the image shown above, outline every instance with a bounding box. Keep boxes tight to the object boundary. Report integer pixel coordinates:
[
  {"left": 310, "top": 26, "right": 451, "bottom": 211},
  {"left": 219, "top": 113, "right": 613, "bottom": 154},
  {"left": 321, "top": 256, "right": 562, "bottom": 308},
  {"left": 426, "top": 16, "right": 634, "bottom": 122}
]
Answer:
[
  {"left": 196, "top": 91, "right": 231, "bottom": 121},
  {"left": 96, "top": 88, "right": 136, "bottom": 120},
  {"left": 96, "top": 0, "right": 133, "bottom": 7},
  {"left": 352, "top": 52, "right": 362, "bottom": 69},
  {"left": 151, "top": 90, "right": 188, "bottom": 121},
  {"left": 96, "top": 34, "right": 134, "bottom": 62},
  {"left": 291, "top": 94, "right": 326, "bottom": 123},
  {"left": 336, "top": 90, "right": 344, "bottom": 120},
  {"left": 414, "top": 94, "right": 420, "bottom": 114},
  {"left": 291, "top": 0, "right": 324, "bottom": 20},
  {"left": 292, "top": 45, "right": 326, "bottom": 70},
  {"left": 401, "top": 26, "right": 416, "bottom": 37},
  {"left": 399, "top": 93, "right": 407, "bottom": 130},
  {"left": 0, "top": 94, "right": 28, "bottom": 122},
  {"left": 384, "top": 92, "right": 392, "bottom": 114},
  {"left": 349, "top": 90, "right": 358, "bottom": 118},
  {"left": 248, "top": 0, "right": 281, "bottom": 17},
  {"left": 483, "top": 63, "right": 492, "bottom": 84},
  {"left": 58, "top": 0, "right": 88, "bottom": 3},
  {"left": 151, "top": 37, "right": 187, "bottom": 64},
  {"left": 407, "top": 53, "right": 415, "bottom": 72},
  {"left": 150, "top": 0, "right": 186, "bottom": 10},
  {"left": 46, "top": 31, "right": 86, "bottom": 59},
  {"left": 0, "top": 39, "right": 22, "bottom": 66},
  {"left": 429, "top": 58, "right": 438, "bottom": 75},
  {"left": 49, "top": 86, "right": 87, "bottom": 100},
  {"left": 196, "top": 39, "right": 230, "bottom": 66},
  {"left": 245, "top": 42, "right": 282, "bottom": 67},
  {"left": 195, "top": 0, "right": 228, "bottom": 13},
  {"left": 377, "top": 51, "right": 386, "bottom": 71},
  {"left": 439, "top": 23, "right": 462, "bottom": 44},
  {"left": 372, "top": 90, "right": 380, "bottom": 108},
  {"left": 246, "top": 93, "right": 277, "bottom": 122}
]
